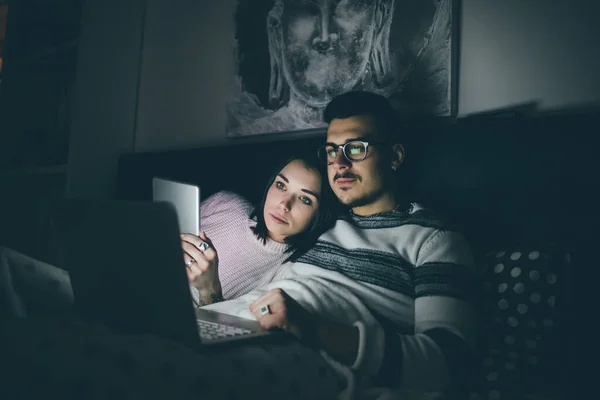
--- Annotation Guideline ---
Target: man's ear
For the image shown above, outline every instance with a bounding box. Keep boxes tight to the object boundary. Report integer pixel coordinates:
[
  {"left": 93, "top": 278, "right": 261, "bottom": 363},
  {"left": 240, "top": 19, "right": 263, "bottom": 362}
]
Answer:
[{"left": 391, "top": 143, "right": 405, "bottom": 170}]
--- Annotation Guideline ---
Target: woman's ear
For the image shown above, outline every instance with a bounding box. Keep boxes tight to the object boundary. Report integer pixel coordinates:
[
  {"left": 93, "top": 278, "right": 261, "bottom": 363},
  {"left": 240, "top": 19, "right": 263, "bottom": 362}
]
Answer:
[{"left": 391, "top": 143, "right": 405, "bottom": 171}]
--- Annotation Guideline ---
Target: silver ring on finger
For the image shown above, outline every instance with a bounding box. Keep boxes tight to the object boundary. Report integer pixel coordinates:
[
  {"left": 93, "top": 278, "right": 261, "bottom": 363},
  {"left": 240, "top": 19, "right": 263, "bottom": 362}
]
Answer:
[
  {"left": 186, "top": 258, "right": 196, "bottom": 268},
  {"left": 197, "top": 241, "right": 210, "bottom": 252},
  {"left": 259, "top": 304, "right": 271, "bottom": 316}
]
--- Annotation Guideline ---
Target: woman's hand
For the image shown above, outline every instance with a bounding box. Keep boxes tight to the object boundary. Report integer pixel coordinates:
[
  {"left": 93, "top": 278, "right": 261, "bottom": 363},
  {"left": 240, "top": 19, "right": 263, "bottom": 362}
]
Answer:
[
  {"left": 249, "top": 288, "right": 316, "bottom": 343},
  {"left": 181, "top": 232, "right": 222, "bottom": 303}
]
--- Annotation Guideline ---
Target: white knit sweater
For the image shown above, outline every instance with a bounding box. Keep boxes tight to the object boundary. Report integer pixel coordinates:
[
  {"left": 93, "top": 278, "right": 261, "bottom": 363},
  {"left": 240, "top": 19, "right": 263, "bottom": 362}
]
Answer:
[
  {"left": 205, "top": 203, "right": 478, "bottom": 396},
  {"left": 191, "top": 191, "right": 291, "bottom": 300}
]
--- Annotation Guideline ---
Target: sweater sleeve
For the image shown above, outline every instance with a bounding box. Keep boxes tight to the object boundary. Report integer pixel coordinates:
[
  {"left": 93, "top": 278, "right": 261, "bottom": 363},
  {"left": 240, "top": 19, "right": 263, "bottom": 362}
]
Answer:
[
  {"left": 189, "top": 191, "right": 255, "bottom": 301},
  {"left": 377, "top": 229, "right": 478, "bottom": 391}
]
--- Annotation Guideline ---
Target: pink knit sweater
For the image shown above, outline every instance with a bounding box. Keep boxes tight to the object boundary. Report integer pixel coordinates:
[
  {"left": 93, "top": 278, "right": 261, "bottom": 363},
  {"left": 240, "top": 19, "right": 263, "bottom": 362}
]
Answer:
[{"left": 195, "top": 191, "right": 291, "bottom": 300}]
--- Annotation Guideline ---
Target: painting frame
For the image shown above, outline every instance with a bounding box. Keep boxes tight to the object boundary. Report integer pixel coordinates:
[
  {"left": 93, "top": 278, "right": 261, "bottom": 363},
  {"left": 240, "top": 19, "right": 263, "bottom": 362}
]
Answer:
[{"left": 226, "top": 0, "right": 460, "bottom": 140}]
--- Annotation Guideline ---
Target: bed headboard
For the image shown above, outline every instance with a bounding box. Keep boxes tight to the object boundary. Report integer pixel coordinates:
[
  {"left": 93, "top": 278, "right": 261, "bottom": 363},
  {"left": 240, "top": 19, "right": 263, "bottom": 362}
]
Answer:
[
  {"left": 116, "top": 110, "right": 598, "bottom": 253},
  {"left": 116, "top": 135, "right": 326, "bottom": 207}
]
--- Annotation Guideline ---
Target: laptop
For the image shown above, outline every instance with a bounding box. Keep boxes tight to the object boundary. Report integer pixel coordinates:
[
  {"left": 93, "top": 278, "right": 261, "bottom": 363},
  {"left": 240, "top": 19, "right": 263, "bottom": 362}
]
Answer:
[
  {"left": 61, "top": 199, "right": 291, "bottom": 350},
  {"left": 152, "top": 177, "right": 200, "bottom": 235}
]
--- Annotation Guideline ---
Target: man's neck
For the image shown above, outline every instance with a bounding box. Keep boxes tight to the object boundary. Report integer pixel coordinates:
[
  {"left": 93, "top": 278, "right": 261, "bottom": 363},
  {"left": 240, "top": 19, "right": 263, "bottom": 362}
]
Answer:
[{"left": 351, "top": 192, "right": 399, "bottom": 216}]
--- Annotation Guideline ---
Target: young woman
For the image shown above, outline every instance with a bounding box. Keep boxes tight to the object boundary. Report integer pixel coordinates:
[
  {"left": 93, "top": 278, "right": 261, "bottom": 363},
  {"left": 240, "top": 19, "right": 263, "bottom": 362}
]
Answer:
[
  {"left": 180, "top": 154, "right": 338, "bottom": 307},
  {"left": 0, "top": 153, "right": 342, "bottom": 400},
  {"left": 0, "top": 154, "right": 338, "bottom": 318}
]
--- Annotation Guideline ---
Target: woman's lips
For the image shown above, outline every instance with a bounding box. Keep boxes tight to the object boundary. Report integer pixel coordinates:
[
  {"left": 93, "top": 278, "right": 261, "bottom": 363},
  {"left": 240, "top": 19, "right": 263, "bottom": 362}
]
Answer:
[{"left": 269, "top": 213, "right": 288, "bottom": 224}]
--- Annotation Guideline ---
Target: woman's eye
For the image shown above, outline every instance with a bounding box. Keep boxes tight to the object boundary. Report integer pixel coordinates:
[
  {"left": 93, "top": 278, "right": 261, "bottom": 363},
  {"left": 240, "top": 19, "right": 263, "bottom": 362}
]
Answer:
[
  {"left": 275, "top": 181, "right": 286, "bottom": 190},
  {"left": 300, "top": 197, "right": 313, "bottom": 206}
]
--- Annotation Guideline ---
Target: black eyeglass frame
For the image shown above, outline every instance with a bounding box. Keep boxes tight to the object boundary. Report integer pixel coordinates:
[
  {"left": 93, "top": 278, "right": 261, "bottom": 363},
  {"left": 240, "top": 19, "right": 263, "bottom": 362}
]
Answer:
[{"left": 317, "top": 140, "right": 381, "bottom": 165}]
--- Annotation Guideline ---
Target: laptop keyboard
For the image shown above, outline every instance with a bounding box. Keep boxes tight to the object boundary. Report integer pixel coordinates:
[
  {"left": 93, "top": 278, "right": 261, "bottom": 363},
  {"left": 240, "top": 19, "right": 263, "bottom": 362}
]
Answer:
[{"left": 197, "top": 320, "right": 253, "bottom": 340}]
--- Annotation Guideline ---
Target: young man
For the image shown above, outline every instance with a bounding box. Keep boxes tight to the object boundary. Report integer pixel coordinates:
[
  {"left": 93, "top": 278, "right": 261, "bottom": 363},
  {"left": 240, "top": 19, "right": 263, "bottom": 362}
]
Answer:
[{"left": 247, "top": 91, "right": 477, "bottom": 394}]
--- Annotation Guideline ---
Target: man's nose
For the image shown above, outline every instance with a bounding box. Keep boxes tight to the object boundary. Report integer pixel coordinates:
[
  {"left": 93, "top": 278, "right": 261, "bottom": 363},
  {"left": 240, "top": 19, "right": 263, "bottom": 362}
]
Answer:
[{"left": 332, "top": 150, "right": 351, "bottom": 169}]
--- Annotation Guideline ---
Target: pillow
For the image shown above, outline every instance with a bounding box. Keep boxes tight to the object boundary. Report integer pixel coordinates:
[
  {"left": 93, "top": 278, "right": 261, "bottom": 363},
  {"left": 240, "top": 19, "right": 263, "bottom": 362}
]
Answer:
[{"left": 471, "top": 246, "right": 570, "bottom": 400}]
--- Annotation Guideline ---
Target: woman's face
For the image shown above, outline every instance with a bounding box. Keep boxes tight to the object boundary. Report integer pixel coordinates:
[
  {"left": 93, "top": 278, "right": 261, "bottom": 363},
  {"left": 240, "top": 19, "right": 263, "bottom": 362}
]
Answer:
[{"left": 263, "top": 159, "right": 322, "bottom": 243}]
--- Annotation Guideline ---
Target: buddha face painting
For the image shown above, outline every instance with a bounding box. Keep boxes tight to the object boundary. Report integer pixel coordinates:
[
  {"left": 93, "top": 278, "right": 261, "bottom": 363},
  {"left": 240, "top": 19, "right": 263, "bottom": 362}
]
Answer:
[
  {"left": 268, "top": 0, "right": 393, "bottom": 107},
  {"left": 226, "top": 0, "right": 453, "bottom": 137}
]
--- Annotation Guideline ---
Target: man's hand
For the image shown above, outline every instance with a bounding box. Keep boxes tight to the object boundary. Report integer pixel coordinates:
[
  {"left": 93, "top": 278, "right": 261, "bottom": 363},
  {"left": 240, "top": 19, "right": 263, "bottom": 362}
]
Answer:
[
  {"left": 250, "top": 288, "right": 316, "bottom": 343},
  {"left": 181, "top": 232, "right": 222, "bottom": 303},
  {"left": 251, "top": 289, "right": 360, "bottom": 365}
]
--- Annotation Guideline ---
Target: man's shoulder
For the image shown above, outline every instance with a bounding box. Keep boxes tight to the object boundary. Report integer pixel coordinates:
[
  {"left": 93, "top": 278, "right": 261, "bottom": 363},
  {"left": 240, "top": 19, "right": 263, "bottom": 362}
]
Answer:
[{"left": 406, "top": 204, "right": 457, "bottom": 231}]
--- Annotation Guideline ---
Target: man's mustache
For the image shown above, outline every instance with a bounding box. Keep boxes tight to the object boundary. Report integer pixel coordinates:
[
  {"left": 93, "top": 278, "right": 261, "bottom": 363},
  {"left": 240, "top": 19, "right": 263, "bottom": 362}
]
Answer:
[{"left": 334, "top": 172, "right": 360, "bottom": 182}]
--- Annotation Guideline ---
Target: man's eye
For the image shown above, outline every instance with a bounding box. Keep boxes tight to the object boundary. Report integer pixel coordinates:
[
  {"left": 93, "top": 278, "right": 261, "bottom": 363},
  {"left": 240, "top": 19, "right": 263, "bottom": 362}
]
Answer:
[
  {"left": 348, "top": 146, "right": 362, "bottom": 155},
  {"left": 275, "top": 181, "right": 285, "bottom": 190},
  {"left": 300, "top": 197, "right": 313, "bottom": 206},
  {"left": 327, "top": 149, "right": 338, "bottom": 157}
]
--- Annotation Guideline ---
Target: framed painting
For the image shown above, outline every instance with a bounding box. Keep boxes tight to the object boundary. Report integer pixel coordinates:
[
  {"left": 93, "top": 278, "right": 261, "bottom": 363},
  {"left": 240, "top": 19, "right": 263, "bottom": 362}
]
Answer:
[{"left": 225, "top": 0, "right": 459, "bottom": 138}]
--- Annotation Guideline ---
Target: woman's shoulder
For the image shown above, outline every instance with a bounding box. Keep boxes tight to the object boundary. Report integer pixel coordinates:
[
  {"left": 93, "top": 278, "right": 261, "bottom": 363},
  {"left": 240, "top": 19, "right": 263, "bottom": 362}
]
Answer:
[{"left": 201, "top": 191, "right": 254, "bottom": 217}]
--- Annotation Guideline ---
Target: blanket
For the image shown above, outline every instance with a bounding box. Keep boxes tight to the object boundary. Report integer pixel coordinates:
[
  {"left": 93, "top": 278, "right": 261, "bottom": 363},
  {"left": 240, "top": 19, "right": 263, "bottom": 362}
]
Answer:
[
  {"left": 203, "top": 276, "right": 447, "bottom": 400},
  {"left": 0, "top": 247, "right": 340, "bottom": 399},
  {"left": 0, "top": 247, "right": 445, "bottom": 399},
  {"left": 0, "top": 315, "right": 341, "bottom": 399}
]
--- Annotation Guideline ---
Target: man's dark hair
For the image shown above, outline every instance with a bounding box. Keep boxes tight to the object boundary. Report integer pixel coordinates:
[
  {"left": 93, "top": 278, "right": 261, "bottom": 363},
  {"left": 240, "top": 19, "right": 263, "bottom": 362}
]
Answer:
[
  {"left": 251, "top": 154, "right": 339, "bottom": 262},
  {"left": 323, "top": 91, "right": 401, "bottom": 143}
]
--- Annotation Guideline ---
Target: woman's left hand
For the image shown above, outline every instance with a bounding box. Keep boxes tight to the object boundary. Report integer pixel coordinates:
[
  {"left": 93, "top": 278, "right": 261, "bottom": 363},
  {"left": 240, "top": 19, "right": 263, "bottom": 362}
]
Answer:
[
  {"left": 250, "top": 288, "right": 316, "bottom": 342},
  {"left": 181, "top": 231, "right": 220, "bottom": 294}
]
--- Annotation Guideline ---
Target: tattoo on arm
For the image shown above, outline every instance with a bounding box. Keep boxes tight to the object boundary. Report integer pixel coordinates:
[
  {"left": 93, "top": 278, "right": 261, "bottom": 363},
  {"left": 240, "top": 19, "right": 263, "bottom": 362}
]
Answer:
[{"left": 199, "top": 291, "right": 224, "bottom": 307}]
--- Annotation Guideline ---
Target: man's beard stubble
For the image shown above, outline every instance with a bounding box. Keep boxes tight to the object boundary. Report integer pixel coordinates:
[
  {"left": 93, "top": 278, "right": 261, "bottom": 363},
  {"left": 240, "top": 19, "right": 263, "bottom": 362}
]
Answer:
[
  {"left": 342, "top": 185, "right": 387, "bottom": 210},
  {"left": 334, "top": 175, "right": 388, "bottom": 210},
  {"left": 333, "top": 166, "right": 392, "bottom": 211}
]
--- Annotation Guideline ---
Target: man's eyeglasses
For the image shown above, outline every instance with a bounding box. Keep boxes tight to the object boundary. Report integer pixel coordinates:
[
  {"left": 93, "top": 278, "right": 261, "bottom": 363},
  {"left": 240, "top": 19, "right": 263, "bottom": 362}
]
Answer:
[{"left": 317, "top": 141, "right": 377, "bottom": 165}]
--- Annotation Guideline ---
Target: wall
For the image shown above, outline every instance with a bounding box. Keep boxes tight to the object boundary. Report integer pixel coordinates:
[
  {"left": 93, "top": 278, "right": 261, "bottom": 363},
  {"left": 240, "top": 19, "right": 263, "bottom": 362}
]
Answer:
[
  {"left": 66, "top": 0, "right": 600, "bottom": 197},
  {"left": 0, "top": 0, "right": 80, "bottom": 169},
  {"left": 133, "top": 0, "right": 238, "bottom": 152},
  {"left": 0, "top": 0, "right": 81, "bottom": 262},
  {"left": 459, "top": 0, "right": 600, "bottom": 115},
  {"left": 0, "top": 3, "right": 7, "bottom": 72},
  {"left": 66, "top": 0, "right": 145, "bottom": 198},
  {"left": 134, "top": 0, "right": 600, "bottom": 153}
]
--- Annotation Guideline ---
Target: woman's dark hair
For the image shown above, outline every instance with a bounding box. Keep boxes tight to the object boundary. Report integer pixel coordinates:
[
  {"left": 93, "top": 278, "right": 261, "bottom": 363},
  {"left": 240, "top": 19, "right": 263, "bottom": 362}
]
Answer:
[{"left": 250, "top": 153, "right": 339, "bottom": 262}]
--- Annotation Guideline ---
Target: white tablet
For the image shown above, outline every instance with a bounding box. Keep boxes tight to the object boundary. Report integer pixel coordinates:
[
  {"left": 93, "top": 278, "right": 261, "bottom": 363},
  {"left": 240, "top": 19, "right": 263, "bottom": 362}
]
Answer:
[{"left": 152, "top": 177, "right": 200, "bottom": 235}]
